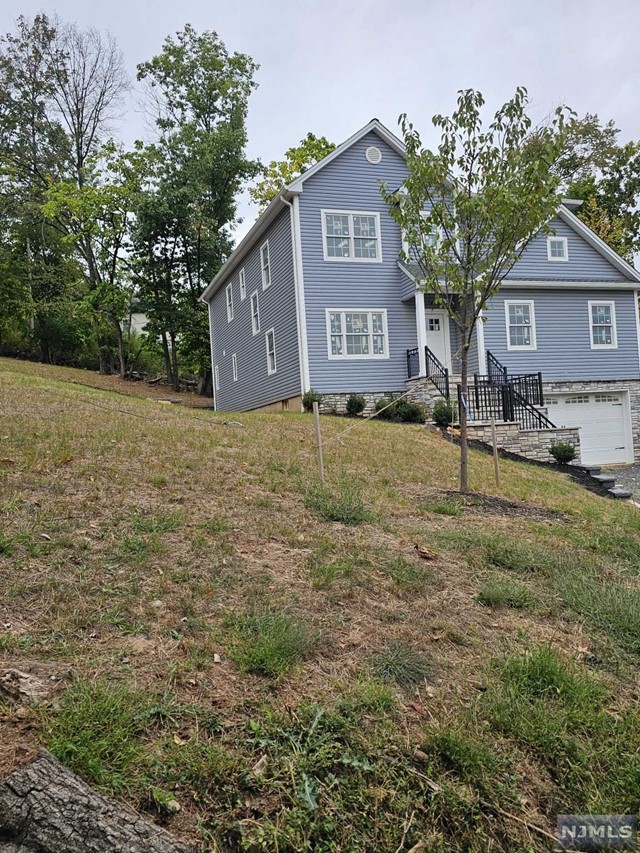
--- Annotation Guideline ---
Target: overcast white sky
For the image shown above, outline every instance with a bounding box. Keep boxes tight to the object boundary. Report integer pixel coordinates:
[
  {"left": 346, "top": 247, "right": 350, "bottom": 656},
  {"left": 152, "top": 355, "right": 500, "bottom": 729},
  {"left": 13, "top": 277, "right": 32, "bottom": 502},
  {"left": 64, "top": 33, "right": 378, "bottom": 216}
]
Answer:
[{"left": 3, "top": 0, "right": 639, "bottom": 239}]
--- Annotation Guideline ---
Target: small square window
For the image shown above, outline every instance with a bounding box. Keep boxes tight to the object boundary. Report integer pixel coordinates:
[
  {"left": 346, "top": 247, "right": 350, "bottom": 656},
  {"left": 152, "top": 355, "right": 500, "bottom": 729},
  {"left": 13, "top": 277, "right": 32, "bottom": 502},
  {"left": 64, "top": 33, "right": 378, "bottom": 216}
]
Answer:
[{"left": 547, "top": 236, "right": 568, "bottom": 261}]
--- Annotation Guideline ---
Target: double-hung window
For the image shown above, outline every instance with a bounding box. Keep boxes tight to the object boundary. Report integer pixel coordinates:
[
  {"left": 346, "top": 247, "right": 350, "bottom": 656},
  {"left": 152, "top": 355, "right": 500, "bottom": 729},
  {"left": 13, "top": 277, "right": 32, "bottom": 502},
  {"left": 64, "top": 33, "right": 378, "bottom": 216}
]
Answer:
[
  {"left": 326, "top": 309, "right": 388, "bottom": 359},
  {"left": 239, "top": 268, "right": 246, "bottom": 300},
  {"left": 322, "top": 211, "right": 381, "bottom": 262},
  {"left": 261, "top": 241, "right": 271, "bottom": 289},
  {"left": 226, "top": 283, "right": 234, "bottom": 322},
  {"left": 505, "top": 300, "right": 536, "bottom": 350},
  {"left": 589, "top": 301, "right": 617, "bottom": 348},
  {"left": 251, "top": 291, "right": 260, "bottom": 335},
  {"left": 265, "top": 328, "right": 276, "bottom": 374},
  {"left": 547, "top": 236, "right": 568, "bottom": 261}
]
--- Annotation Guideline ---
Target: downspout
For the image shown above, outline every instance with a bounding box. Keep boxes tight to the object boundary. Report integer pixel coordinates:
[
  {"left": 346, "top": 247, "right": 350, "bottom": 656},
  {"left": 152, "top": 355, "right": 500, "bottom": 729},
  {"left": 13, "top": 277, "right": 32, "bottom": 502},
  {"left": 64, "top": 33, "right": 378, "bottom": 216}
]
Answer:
[{"left": 282, "top": 194, "right": 310, "bottom": 402}]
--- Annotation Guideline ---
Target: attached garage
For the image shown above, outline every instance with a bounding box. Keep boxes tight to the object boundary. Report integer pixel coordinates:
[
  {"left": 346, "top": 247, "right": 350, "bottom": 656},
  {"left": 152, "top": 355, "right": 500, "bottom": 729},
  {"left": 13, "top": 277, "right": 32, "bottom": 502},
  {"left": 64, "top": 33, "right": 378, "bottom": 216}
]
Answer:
[{"left": 546, "top": 391, "right": 634, "bottom": 466}]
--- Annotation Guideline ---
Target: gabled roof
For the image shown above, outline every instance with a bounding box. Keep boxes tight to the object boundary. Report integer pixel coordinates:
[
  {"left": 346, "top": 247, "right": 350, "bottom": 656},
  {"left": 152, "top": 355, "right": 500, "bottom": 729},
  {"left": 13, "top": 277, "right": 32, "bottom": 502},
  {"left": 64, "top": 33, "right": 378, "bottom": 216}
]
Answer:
[
  {"left": 398, "top": 201, "right": 640, "bottom": 286},
  {"left": 200, "top": 119, "right": 405, "bottom": 303}
]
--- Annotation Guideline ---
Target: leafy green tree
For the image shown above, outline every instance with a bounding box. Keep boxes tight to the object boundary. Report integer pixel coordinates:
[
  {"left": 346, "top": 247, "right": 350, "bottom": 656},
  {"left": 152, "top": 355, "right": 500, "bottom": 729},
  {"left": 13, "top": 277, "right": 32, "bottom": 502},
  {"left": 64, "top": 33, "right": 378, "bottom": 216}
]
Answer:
[
  {"left": 135, "top": 24, "right": 259, "bottom": 391},
  {"left": 43, "top": 142, "right": 152, "bottom": 377},
  {"left": 383, "top": 88, "right": 570, "bottom": 492},
  {"left": 249, "top": 132, "right": 335, "bottom": 211}
]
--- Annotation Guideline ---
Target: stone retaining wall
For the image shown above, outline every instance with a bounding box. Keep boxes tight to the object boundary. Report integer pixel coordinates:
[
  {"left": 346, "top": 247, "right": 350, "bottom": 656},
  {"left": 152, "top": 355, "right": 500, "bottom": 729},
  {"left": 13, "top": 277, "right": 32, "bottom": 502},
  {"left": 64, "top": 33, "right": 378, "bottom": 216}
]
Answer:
[
  {"left": 318, "top": 391, "right": 400, "bottom": 415},
  {"left": 463, "top": 420, "right": 581, "bottom": 463}
]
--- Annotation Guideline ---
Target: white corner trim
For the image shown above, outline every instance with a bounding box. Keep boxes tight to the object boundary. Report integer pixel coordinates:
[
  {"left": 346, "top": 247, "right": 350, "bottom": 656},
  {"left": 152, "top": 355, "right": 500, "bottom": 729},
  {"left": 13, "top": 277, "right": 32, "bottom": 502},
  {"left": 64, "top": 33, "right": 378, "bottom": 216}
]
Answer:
[
  {"left": 415, "top": 292, "right": 427, "bottom": 376},
  {"left": 588, "top": 299, "right": 618, "bottom": 350},
  {"left": 284, "top": 196, "right": 310, "bottom": 395},
  {"left": 208, "top": 301, "right": 217, "bottom": 411},
  {"left": 558, "top": 206, "right": 640, "bottom": 283},
  {"left": 504, "top": 299, "right": 537, "bottom": 351},
  {"left": 634, "top": 291, "right": 640, "bottom": 372},
  {"left": 476, "top": 309, "right": 487, "bottom": 374},
  {"left": 546, "top": 235, "right": 568, "bottom": 262}
]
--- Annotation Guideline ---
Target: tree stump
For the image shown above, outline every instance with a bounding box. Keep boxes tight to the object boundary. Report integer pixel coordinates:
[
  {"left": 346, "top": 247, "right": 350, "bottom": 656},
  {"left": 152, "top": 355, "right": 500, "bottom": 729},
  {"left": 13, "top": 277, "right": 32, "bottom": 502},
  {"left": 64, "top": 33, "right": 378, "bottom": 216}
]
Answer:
[{"left": 0, "top": 750, "right": 192, "bottom": 852}]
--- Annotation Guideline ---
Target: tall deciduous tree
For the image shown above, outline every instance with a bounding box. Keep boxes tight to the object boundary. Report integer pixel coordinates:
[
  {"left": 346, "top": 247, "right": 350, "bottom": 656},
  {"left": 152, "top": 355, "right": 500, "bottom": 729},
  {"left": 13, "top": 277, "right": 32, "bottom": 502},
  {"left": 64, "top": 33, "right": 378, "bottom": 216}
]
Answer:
[
  {"left": 249, "top": 132, "right": 335, "bottom": 211},
  {"left": 383, "top": 88, "right": 570, "bottom": 492},
  {"left": 135, "top": 24, "right": 259, "bottom": 391}
]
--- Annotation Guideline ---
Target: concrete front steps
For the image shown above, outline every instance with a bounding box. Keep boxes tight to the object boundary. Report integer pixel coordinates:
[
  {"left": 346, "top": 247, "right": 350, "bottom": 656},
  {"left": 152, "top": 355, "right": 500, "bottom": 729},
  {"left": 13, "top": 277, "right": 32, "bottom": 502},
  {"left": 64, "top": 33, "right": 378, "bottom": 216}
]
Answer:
[{"left": 584, "top": 467, "right": 633, "bottom": 499}]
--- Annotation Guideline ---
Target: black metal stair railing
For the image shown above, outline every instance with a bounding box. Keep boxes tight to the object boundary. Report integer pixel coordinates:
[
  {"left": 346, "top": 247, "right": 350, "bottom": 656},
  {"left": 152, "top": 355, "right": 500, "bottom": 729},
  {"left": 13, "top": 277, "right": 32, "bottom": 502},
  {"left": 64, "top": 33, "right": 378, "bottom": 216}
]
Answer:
[
  {"left": 425, "top": 346, "right": 450, "bottom": 399},
  {"left": 459, "top": 375, "right": 556, "bottom": 430},
  {"left": 484, "top": 350, "right": 544, "bottom": 407}
]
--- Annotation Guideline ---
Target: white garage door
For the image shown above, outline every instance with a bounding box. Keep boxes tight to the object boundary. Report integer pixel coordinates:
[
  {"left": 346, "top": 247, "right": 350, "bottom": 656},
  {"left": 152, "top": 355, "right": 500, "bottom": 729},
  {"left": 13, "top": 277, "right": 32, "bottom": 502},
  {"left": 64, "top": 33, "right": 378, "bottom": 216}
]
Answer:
[{"left": 547, "top": 392, "right": 632, "bottom": 466}]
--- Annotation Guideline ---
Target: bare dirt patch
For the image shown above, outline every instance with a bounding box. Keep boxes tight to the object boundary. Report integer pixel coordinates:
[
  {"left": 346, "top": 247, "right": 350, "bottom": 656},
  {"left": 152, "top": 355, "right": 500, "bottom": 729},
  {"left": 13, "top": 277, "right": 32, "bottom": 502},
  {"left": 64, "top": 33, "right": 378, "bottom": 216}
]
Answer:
[{"left": 443, "top": 490, "right": 569, "bottom": 521}]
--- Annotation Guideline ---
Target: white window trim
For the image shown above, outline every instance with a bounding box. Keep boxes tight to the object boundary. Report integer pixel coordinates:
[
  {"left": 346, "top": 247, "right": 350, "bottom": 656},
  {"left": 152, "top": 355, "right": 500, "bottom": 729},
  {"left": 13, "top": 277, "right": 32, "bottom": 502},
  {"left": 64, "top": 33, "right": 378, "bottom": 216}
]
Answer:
[
  {"left": 401, "top": 220, "right": 443, "bottom": 256},
  {"left": 324, "top": 308, "right": 390, "bottom": 361},
  {"left": 547, "top": 235, "right": 568, "bottom": 262},
  {"left": 505, "top": 299, "right": 537, "bottom": 351},
  {"left": 265, "top": 328, "right": 277, "bottom": 375},
  {"left": 232, "top": 353, "right": 238, "bottom": 382},
  {"left": 214, "top": 365, "right": 220, "bottom": 390},
  {"left": 251, "top": 291, "right": 260, "bottom": 336},
  {"left": 321, "top": 209, "right": 383, "bottom": 263},
  {"left": 239, "top": 268, "right": 246, "bottom": 301},
  {"left": 225, "top": 283, "right": 234, "bottom": 322},
  {"left": 588, "top": 300, "right": 618, "bottom": 350},
  {"left": 260, "top": 240, "right": 271, "bottom": 290}
]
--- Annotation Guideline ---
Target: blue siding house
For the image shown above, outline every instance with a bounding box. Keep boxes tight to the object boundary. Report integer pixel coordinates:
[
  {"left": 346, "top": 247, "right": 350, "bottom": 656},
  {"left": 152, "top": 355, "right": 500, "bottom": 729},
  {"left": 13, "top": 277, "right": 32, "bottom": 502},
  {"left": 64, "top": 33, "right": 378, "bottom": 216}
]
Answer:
[{"left": 201, "top": 120, "right": 640, "bottom": 467}]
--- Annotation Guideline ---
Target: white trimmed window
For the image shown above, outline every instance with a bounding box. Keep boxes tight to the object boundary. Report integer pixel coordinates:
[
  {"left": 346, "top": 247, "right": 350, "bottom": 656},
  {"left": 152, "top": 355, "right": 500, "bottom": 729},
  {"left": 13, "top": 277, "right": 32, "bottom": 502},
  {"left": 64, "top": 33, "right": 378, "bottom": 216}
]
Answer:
[
  {"left": 214, "top": 365, "right": 220, "bottom": 390},
  {"left": 251, "top": 291, "right": 260, "bottom": 336},
  {"left": 326, "top": 309, "right": 388, "bottom": 359},
  {"left": 226, "top": 283, "right": 234, "bottom": 322},
  {"left": 232, "top": 353, "right": 238, "bottom": 382},
  {"left": 261, "top": 241, "right": 271, "bottom": 290},
  {"left": 505, "top": 300, "right": 536, "bottom": 350},
  {"left": 589, "top": 301, "right": 617, "bottom": 349},
  {"left": 265, "top": 328, "right": 276, "bottom": 375},
  {"left": 322, "top": 210, "right": 381, "bottom": 262},
  {"left": 547, "top": 236, "right": 568, "bottom": 261},
  {"left": 239, "top": 268, "right": 246, "bottom": 301}
]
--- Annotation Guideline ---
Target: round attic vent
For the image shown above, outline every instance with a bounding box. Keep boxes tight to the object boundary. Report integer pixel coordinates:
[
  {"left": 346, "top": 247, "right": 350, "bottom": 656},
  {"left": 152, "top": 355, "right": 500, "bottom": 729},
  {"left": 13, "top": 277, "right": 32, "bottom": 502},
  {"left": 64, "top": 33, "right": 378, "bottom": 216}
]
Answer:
[{"left": 365, "top": 145, "right": 382, "bottom": 165}]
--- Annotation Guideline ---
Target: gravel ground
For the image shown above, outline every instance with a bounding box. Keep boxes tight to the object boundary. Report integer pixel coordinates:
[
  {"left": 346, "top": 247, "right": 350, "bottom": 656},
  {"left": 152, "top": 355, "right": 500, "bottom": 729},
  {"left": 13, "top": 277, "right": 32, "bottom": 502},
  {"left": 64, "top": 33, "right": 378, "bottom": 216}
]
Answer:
[{"left": 604, "top": 464, "right": 640, "bottom": 500}]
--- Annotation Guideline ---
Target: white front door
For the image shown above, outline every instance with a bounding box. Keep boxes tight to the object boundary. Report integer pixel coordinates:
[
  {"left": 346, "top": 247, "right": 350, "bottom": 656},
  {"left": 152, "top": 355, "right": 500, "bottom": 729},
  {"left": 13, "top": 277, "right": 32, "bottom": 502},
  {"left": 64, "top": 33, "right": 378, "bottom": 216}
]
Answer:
[{"left": 425, "top": 310, "right": 450, "bottom": 370}]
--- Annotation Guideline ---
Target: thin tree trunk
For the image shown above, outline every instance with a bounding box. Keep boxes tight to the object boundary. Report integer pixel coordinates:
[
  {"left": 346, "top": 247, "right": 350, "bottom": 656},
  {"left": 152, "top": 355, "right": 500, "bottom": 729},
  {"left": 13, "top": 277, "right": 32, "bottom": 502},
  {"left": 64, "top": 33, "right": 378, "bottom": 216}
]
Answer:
[
  {"left": 110, "top": 314, "right": 126, "bottom": 380},
  {"left": 169, "top": 331, "right": 179, "bottom": 392},
  {"left": 459, "top": 341, "right": 469, "bottom": 493},
  {"left": 160, "top": 332, "right": 173, "bottom": 385}
]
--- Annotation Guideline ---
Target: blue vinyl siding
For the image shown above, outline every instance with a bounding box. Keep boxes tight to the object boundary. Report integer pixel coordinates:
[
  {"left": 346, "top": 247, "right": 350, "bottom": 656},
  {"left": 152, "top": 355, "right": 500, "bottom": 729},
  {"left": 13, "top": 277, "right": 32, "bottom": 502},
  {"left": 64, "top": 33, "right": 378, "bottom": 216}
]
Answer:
[
  {"left": 299, "top": 132, "right": 417, "bottom": 393},
  {"left": 509, "top": 218, "right": 626, "bottom": 281},
  {"left": 483, "top": 288, "right": 640, "bottom": 381},
  {"left": 210, "top": 207, "right": 300, "bottom": 410}
]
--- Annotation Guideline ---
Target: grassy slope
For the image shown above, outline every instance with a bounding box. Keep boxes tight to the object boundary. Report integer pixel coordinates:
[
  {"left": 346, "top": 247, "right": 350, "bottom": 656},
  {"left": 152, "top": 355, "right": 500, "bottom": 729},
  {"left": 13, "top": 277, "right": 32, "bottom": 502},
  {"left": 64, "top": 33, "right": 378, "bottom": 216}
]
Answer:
[{"left": 1, "top": 357, "right": 640, "bottom": 852}]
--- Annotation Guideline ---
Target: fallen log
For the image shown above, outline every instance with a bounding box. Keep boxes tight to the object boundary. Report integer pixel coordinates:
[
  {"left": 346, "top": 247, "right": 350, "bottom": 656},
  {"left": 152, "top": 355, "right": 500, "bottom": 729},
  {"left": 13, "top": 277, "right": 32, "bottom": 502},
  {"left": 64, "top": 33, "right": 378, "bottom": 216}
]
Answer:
[{"left": 0, "top": 750, "right": 191, "bottom": 853}]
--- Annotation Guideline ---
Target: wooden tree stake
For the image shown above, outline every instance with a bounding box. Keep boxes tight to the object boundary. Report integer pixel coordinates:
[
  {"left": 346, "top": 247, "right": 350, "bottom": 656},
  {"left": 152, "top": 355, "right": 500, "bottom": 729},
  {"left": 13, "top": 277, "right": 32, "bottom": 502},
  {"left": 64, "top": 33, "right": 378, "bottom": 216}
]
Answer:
[{"left": 312, "top": 401, "right": 325, "bottom": 484}]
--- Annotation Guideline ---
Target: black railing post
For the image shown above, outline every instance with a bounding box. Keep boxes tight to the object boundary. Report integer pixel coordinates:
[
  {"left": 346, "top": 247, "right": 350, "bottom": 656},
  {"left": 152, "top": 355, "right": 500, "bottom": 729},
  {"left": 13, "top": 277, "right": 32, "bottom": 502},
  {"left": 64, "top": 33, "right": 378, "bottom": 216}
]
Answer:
[
  {"left": 538, "top": 372, "right": 544, "bottom": 406},
  {"left": 473, "top": 373, "right": 479, "bottom": 409},
  {"left": 444, "top": 369, "right": 450, "bottom": 402}
]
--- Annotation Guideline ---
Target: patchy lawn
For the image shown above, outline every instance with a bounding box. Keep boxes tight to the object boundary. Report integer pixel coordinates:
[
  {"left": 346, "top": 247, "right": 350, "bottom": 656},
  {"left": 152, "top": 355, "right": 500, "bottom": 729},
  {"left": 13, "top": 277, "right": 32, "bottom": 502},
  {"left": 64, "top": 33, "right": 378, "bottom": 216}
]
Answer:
[{"left": 1, "top": 357, "right": 640, "bottom": 852}]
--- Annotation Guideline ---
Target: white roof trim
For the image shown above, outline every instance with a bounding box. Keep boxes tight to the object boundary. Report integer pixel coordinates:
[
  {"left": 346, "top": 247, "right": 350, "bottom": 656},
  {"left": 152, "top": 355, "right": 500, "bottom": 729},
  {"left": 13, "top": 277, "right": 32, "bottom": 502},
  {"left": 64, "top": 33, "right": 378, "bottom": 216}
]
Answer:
[
  {"left": 287, "top": 119, "right": 405, "bottom": 192},
  {"left": 501, "top": 279, "right": 639, "bottom": 290},
  {"left": 200, "top": 190, "right": 296, "bottom": 303},
  {"left": 200, "top": 119, "right": 406, "bottom": 304},
  {"left": 558, "top": 206, "right": 640, "bottom": 283}
]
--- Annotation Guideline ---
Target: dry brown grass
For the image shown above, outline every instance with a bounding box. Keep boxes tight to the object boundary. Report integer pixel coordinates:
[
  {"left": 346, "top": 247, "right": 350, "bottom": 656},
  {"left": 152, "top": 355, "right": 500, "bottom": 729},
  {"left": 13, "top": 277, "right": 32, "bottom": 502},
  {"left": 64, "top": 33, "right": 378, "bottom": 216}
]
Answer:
[{"left": 2, "top": 357, "right": 640, "bottom": 850}]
